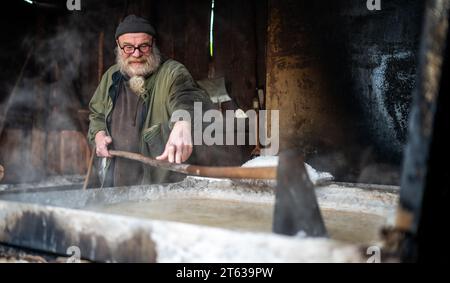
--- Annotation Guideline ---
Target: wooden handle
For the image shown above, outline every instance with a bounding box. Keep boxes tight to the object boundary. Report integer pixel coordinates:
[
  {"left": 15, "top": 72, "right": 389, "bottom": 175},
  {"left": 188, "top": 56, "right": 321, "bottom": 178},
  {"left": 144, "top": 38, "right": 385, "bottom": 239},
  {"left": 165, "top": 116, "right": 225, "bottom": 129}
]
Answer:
[
  {"left": 0, "top": 164, "right": 4, "bottom": 182},
  {"left": 186, "top": 165, "right": 276, "bottom": 179},
  {"left": 109, "top": 150, "right": 277, "bottom": 180}
]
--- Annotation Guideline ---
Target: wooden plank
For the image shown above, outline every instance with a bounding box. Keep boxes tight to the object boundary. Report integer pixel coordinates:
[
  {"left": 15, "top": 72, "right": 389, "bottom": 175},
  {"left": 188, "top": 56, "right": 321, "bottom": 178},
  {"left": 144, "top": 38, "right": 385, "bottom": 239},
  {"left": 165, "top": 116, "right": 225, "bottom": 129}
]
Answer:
[
  {"left": 255, "top": 0, "right": 268, "bottom": 93},
  {"left": 183, "top": 0, "right": 210, "bottom": 80},
  {"left": 46, "top": 131, "right": 61, "bottom": 175},
  {"left": 215, "top": 0, "right": 257, "bottom": 111},
  {"left": 170, "top": 0, "right": 187, "bottom": 65},
  {"left": 30, "top": 128, "right": 46, "bottom": 178},
  {"left": 265, "top": 0, "right": 349, "bottom": 154},
  {"left": 60, "top": 131, "right": 90, "bottom": 175},
  {"left": 154, "top": 0, "right": 176, "bottom": 59},
  {"left": 0, "top": 129, "right": 41, "bottom": 183},
  {"left": 47, "top": 130, "right": 90, "bottom": 176},
  {"left": 0, "top": 130, "right": 23, "bottom": 183}
]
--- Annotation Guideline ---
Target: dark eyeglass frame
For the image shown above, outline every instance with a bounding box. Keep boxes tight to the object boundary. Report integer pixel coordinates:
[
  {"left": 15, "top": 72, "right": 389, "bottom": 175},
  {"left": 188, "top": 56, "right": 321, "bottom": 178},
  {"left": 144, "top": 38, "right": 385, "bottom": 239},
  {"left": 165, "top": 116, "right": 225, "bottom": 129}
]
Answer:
[{"left": 117, "top": 41, "right": 153, "bottom": 54}]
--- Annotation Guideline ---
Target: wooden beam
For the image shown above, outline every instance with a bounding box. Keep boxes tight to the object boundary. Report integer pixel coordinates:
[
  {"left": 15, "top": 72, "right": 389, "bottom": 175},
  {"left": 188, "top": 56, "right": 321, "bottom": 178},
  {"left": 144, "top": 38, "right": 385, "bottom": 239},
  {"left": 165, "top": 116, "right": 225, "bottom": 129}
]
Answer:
[{"left": 0, "top": 164, "right": 4, "bottom": 182}]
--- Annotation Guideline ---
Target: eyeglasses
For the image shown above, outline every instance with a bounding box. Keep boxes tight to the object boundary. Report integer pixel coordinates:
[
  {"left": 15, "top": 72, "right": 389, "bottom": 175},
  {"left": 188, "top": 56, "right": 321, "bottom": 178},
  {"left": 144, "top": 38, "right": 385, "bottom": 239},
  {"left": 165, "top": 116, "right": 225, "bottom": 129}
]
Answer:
[{"left": 118, "top": 42, "right": 153, "bottom": 54}]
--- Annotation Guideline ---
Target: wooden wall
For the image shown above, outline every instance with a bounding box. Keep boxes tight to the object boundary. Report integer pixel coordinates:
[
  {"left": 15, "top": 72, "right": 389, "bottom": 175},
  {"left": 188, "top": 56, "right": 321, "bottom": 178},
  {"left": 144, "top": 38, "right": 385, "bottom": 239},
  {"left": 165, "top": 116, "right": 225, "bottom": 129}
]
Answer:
[
  {"left": 0, "top": 0, "right": 268, "bottom": 183},
  {"left": 264, "top": 0, "right": 422, "bottom": 183},
  {"left": 152, "top": 0, "right": 267, "bottom": 111},
  {"left": 265, "top": 0, "right": 350, "bottom": 154}
]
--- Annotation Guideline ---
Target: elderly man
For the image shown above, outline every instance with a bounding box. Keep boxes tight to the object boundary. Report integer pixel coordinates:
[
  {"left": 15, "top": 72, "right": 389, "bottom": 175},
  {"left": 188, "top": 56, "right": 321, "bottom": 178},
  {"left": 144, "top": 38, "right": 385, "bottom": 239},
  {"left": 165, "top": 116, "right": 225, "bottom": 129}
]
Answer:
[{"left": 88, "top": 15, "right": 213, "bottom": 187}]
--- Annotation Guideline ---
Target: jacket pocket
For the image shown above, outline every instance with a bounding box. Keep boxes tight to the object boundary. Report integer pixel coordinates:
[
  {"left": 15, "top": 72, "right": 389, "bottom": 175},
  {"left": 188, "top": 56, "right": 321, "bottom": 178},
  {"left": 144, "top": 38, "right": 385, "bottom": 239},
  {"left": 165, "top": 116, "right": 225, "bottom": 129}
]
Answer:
[
  {"left": 143, "top": 123, "right": 161, "bottom": 142},
  {"left": 142, "top": 123, "right": 165, "bottom": 157}
]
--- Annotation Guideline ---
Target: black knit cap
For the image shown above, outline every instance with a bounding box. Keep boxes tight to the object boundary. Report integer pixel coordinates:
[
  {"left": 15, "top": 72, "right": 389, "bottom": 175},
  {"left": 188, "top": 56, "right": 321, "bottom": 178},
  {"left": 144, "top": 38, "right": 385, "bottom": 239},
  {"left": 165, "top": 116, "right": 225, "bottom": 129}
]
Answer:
[{"left": 115, "top": 15, "right": 156, "bottom": 39}]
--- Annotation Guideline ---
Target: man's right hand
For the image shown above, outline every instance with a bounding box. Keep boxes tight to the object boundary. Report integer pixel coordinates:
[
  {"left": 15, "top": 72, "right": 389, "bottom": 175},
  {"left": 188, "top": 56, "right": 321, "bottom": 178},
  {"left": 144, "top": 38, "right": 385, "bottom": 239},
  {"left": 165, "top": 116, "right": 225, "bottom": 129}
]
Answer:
[{"left": 94, "top": 130, "right": 113, "bottom": 158}]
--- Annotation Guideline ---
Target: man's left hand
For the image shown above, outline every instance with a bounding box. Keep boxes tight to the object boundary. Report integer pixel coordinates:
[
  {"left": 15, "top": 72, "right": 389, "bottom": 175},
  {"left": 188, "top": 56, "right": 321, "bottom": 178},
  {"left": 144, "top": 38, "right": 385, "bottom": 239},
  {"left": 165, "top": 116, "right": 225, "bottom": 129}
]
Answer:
[{"left": 156, "top": 121, "right": 193, "bottom": 163}]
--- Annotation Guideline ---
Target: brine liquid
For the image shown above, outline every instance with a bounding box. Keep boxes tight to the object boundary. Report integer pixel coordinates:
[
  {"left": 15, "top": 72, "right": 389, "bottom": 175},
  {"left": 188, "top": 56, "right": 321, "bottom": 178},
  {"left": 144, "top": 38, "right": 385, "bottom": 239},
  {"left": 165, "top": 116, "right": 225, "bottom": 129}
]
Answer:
[{"left": 90, "top": 198, "right": 385, "bottom": 244}]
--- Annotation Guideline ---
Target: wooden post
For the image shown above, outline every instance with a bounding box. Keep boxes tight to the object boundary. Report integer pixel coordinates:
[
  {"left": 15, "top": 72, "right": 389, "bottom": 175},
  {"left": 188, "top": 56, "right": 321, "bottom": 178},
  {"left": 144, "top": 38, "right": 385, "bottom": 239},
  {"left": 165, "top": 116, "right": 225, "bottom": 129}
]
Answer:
[
  {"left": 83, "top": 31, "right": 105, "bottom": 191},
  {"left": 0, "top": 164, "right": 4, "bottom": 182},
  {"left": 399, "top": 0, "right": 450, "bottom": 262},
  {"left": 0, "top": 47, "right": 33, "bottom": 138},
  {"left": 97, "top": 32, "right": 104, "bottom": 83},
  {"left": 273, "top": 149, "right": 328, "bottom": 237}
]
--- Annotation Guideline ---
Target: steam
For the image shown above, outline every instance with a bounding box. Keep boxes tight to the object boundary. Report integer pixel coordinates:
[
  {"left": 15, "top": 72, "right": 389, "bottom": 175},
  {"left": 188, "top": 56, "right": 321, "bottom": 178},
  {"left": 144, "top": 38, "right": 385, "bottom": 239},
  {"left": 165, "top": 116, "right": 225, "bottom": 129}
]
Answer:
[{"left": 0, "top": 8, "right": 110, "bottom": 184}]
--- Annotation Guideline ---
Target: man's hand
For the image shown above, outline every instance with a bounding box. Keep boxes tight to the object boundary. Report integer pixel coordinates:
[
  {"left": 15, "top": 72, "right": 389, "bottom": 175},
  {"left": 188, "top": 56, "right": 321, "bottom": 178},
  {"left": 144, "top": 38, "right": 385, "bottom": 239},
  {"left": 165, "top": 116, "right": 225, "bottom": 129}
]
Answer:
[
  {"left": 94, "top": 130, "right": 113, "bottom": 158},
  {"left": 156, "top": 121, "right": 193, "bottom": 163}
]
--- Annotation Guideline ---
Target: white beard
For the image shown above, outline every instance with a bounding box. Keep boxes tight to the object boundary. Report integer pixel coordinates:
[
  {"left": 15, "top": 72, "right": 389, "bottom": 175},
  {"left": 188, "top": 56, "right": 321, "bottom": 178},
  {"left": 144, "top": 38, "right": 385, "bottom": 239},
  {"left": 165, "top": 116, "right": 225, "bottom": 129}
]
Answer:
[
  {"left": 116, "top": 44, "right": 161, "bottom": 78},
  {"left": 128, "top": 76, "right": 146, "bottom": 95},
  {"left": 116, "top": 45, "right": 161, "bottom": 95}
]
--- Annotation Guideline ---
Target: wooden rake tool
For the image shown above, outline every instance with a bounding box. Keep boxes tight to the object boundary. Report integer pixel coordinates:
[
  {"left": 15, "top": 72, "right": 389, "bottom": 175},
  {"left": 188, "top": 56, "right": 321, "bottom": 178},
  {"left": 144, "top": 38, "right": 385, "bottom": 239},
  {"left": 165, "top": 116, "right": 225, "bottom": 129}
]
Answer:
[{"left": 109, "top": 150, "right": 277, "bottom": 180}]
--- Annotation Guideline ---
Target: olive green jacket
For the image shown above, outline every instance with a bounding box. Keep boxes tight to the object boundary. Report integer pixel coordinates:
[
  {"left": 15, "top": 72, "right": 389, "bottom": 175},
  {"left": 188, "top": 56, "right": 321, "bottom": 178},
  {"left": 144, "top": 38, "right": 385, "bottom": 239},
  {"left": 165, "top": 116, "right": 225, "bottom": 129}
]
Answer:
[{"left": 88, "top": 59, "right": 213, "bottom": 187}]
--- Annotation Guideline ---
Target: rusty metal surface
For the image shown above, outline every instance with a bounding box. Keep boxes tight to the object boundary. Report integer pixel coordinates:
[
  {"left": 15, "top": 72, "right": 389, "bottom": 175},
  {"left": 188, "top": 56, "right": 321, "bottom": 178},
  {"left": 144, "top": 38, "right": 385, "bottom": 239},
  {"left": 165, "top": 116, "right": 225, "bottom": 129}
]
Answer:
[
  {"left": 0, "top": 201, "right": 157, "bottom": 263},
  {"left": 0, "top": 184, "right": 81, "bottom": 195},
  {"left": 400, "top": 0, "right": 449, "bottom": 231},
  {"left": 0, "top": 177, "right": 275, "bottom": 208},
  {"left": 264, "top": 1, "right": 348, "bottom": 153},
  {"left": 399, "top": 0, "right": 450, "bottom": 262},
  {"left": 0, "top": 177, "right": 398, "bottom": 262},
  {"left": 0, "top": 177, "right": 275, "bottom": 262},
  {"left": 265, "top": 0, "right": 423, "bottom": 185}
]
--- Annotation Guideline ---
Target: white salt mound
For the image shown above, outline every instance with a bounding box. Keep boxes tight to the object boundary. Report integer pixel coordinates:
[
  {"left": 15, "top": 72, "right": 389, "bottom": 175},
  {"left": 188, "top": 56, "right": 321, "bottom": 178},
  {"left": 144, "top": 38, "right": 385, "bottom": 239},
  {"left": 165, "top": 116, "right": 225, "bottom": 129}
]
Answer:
[{"left": 241, "top": 156, "right": 334, "bottom": 185}]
